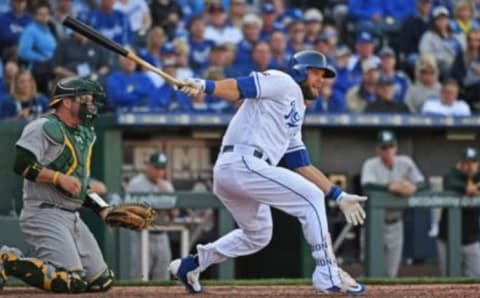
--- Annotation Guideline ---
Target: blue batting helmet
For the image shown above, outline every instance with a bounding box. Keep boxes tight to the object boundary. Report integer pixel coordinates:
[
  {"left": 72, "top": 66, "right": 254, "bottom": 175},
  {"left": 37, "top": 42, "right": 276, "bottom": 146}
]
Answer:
[{"left": 287, "top": 50, "right": 336, "bottom": 82}]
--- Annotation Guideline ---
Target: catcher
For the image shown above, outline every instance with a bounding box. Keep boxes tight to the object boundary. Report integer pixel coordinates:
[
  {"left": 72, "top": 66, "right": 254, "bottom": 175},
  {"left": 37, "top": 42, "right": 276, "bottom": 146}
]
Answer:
[{"left": 0, "top": 78, "right": 155, "bottom": 293}]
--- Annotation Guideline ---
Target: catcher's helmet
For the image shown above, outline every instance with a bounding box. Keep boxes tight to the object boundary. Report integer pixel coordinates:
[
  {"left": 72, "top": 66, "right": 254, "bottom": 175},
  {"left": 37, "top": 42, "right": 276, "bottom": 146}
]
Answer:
[
  {"left": 50, "top": 77, "right": 105, "bottom": 107},
  {"left": 287, "top": 50, "right": 336, "bottom": 82}
]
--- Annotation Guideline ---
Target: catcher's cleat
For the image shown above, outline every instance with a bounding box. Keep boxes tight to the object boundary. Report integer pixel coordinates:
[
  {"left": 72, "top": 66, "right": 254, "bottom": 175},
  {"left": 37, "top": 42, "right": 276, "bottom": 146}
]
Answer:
[
  {"left": 168, "top": 256, "right": 202, "bottom": 294},
  {"left": 319, "top": 268, "right": 366, "bottom": 296}
]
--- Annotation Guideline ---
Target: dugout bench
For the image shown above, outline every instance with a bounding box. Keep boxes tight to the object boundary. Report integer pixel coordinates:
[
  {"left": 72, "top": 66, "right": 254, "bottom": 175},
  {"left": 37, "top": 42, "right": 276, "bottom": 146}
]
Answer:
[{"left": 365, "top": 190, "right": 480, "bottom": 277}]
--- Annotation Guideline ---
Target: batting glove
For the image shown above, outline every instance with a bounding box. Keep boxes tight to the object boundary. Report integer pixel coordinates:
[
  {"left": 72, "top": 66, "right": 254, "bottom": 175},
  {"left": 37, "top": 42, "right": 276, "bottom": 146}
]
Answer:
[
  {"left": 337, "top": 192, "right": 368, "bottom": 226},
  {"left": 180, "top": 78, "right": 205, "bottom": 97}
]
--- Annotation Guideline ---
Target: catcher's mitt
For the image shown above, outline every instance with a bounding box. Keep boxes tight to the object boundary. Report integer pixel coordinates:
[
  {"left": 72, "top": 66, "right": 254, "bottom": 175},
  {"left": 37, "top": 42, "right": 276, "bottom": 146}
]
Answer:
[{"left": 104, "top": 204, "right": 156, "bottom": 230}]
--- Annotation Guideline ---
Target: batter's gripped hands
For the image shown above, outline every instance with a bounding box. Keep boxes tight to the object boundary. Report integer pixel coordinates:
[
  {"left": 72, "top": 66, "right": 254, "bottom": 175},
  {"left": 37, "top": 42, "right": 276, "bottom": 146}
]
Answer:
[
  {"left": 179, "top": 78, "right": 205, "bottom": 97},
  {"left": 337, "top": 193, "right": 368, "bottom": 226},
  {"left": 58, "top": 174, "right": 82, "bottom": 197}
]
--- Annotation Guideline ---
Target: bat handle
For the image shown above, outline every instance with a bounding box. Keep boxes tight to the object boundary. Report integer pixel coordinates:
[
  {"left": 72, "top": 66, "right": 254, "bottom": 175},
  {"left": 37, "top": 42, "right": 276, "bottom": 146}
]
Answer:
[{"left": 126, "top": 52, "right": 184, "bottom": 88}]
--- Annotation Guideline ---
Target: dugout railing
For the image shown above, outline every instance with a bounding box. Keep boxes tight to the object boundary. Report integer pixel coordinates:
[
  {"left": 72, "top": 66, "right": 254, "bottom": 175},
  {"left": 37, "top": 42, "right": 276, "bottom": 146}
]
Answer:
[{"left": 365, "top": 190, "right": 480, "bottom": 277}]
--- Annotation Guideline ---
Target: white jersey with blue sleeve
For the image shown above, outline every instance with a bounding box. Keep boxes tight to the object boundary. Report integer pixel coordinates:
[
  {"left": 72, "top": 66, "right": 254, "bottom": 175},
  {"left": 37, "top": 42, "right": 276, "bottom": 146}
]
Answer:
[{"left": 221, "top": 69, "right": 306, "bottom": 166}]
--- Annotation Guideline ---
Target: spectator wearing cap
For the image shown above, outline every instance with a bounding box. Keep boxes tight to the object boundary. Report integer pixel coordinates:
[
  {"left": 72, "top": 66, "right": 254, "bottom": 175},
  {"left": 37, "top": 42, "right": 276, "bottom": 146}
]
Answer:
[
  {"left": 114, "top": 0, "right": 152, "bottom": 43},
  {"left": 207, "top": 44, "right": 229, "bottom": 77},
  {"left": 149, "top": 0, "right": 182, "bottom": 40},
  {"left": 272, "top": 0, "right": 303, "bottom": 29},
  {"left": 228, "top": 0, "right": 247, "bottom": 29},
  {"left": 186, "top": 15, "right": 214, "bottom": 76},
  {"left": 361, "top": 129, "right": 426, "bottom": 278},
  {"left": 419, "top": 6, "right": 462, "bottom": 78},
  {"left": 399, "top": 0, "right": 433, "bottom": 66},
  {"left": 346, "top": 58, "right": 379, "bottom": 113},
  {"left": 86, "top": 0, "right": 131, "bottom": 45},
  {"left": 106, "top": 55, "right": 154, "bottom": 110},
  {"left": 0, "top": 0, "right": 32, "bottom": 54},
  {"left": 259, "top": 3, "right": 278, "bottom": 41},
  {"left": 348, "top": 31, "right": 380, "bottom": 84},
  {"left": 204, "top": 2, "right": 242, "bottom": 45},
  {"left": 437, "top": 147, "right": 480, "bottom": 278},
  {"left": 313, "top": 28, "right": 338, "bottom": 65},
  {"left": 18, "top": 1, "right": 57, "bottom": 95},
  {"left": 421, "top": 78, "right": 471, "bottom": 116},
  {"left": 451, "top": 28, "right": 480, "bottom": 111},
  {"left": 308, "top": 78, "right": 346, "bottom": 113},
  {"left": 379, "top": 47, "right": 410, "bottom": 102},
  {"left": 0, "top": 60, "right": 18, "bottom": 97},
  {"left": 405, "top": 54, "right": 442, "bottom": 113},
  {"left": 285, "top": 20, "right": 306, "bottom": 59},
  {"left": 269, "top": 30, "right": 288, "bottom": 71},
  {"left": 126, "top": 151, "right": 174, "bottom": 281},
  {"left": 303, "top": 8, "right": 323, "bottom": 47},
  {"left": 333, "top": 45, "right": 355, "bottom": 97},
  {"left": 233, "top": 14, "right": 262, "bottom": 73},
  {"left": 364, "top": 75, "right": 410, "bottom": 113},
  {"left": 52, "top": 31, "right": 110, "bottom": 81},
  {"left": 0, "top": 69, "right": 48, "bottom": 120}
]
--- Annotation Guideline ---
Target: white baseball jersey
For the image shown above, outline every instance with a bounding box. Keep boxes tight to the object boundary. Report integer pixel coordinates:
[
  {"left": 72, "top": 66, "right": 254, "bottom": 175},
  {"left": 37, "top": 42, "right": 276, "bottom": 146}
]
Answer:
[{"left": 221, "top": 70, "right": 306, "bottom": 165}]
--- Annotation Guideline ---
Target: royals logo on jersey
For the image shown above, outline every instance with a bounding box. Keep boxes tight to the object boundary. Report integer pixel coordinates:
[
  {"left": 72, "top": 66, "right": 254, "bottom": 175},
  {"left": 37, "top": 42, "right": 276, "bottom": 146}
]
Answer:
[{"left": 284, "top": 101, "right": 301, "bottom": 128}]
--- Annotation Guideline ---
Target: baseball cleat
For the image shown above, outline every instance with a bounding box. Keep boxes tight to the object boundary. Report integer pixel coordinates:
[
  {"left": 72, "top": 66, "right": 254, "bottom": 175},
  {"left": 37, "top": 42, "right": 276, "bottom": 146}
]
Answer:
[
  {"left": 322, "top": 284, "right": 367, "bottom": 296},
  {"left": 168, "top": 256, "right": 202, "bottom": 294},
  {"left": 319, "top": 268, "right": 366, "bottom": 296}
]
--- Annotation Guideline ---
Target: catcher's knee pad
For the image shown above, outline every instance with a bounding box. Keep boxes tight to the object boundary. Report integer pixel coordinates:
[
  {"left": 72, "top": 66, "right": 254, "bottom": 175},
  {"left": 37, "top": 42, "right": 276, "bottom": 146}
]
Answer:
[
  {"left": 87, "top": 268, "right": 114, "bottom": 292},
  {"left": 1, "top": 253, "right": 88, "bottom": 293}
]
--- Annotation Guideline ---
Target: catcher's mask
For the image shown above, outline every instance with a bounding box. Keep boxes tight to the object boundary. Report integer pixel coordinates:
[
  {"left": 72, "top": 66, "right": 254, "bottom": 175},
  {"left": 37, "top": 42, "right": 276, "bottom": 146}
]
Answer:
[{"left": 50, "top": 77, "right": 106, "bottom": 126}]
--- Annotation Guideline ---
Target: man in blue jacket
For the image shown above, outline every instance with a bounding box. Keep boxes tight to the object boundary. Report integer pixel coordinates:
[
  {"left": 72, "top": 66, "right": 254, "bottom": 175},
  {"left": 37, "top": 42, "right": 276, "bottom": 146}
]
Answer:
[
  {"left": 106, "top": 55, "right": 154, "bottom": 110},
  {"left": 85, "top": 0, "right": 131, "bottom": 45}
]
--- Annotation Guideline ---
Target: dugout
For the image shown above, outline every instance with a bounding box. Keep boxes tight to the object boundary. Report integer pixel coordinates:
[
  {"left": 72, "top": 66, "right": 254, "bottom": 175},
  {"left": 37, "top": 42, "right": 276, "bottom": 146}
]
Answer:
[{"left": 0, "top": 113, "right": 479, "bottom": 279}]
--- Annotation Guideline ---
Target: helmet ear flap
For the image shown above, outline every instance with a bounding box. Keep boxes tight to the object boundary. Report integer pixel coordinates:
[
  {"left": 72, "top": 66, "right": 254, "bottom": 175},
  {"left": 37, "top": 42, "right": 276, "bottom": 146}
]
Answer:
[{"left": 292, "top": 64, "right": 307, "bottom": 82}]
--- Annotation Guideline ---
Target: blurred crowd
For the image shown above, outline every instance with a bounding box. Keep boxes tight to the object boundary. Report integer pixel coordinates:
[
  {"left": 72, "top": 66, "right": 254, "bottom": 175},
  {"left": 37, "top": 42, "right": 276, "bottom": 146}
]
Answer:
[{"left": 1, "top": 0, "right": 480, "bottom": 120}]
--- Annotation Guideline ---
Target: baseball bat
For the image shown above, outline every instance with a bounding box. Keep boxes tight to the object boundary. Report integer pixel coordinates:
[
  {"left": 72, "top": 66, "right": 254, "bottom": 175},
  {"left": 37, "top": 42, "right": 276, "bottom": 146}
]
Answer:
[{"left": 62, "top": 16, "right": 183, "bottom": 87}]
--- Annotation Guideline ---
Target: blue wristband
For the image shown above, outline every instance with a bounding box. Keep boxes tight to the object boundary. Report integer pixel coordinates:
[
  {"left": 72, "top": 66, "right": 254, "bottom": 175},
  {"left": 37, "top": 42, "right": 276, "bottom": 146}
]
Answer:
[
  {"left": 326, "top": 185, "right": 343, "bottom": 201},
  {"left": 205, "top": 80, "right": 215, "bottom": 95}
]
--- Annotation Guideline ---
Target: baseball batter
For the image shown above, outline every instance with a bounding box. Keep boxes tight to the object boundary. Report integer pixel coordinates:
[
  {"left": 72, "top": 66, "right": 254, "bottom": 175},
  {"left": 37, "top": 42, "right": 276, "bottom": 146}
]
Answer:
[
  {"left": 0, "top": 78, "right": 114, "bottom": 293},
  {"left": 169, "top": 50, "right": 368, "bottom": 295}
]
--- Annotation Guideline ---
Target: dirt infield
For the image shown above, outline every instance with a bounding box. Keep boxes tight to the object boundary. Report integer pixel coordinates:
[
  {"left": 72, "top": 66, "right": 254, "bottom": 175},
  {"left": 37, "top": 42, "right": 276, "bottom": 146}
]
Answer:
[{"left": 1, "top": 284, "right": 480, "bottom": 297}]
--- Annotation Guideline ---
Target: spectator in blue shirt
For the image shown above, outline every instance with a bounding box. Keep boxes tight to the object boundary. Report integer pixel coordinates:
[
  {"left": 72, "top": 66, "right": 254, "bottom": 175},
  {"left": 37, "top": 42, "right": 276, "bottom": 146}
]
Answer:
[
  {"left": 285, "top": 20, "right": 306, "bottom": 58},
  {"left": 378, "top": 47, "right": 410, "bottom": 102},
  {"left": 148, "top": 59, "right": 191, "bottom": 112},
  {"left": 138, "top": 26, "right": 165, "bottom": 69},
  {"left": 333, "top": 45, "right": 356, "bottom": 97},
  {"left": 348, "top": 31, "right": 380, "bottom": 85},
  {"left": 383, "top": 0, "right": 416, "bottom": 22},
  {"left": 233, "top": 14, "right": 262, "bottom": 75},
  {"left": 0, "top": 69, "right": 48, "bottom": 120},
  {"left": 0, "top": 0, "right": 32, "bottom": 53},
  {"left": 349, "top": 0, "right": 384, "bottom": 22},
  {"left": 0, "top": 60, "right": 18, "bottom": 97},
  {"left": 259, "top": 3, "right": 277, "bottom": 40},
  {"left": 187, "top": 15, "right": 214, "bottom": 76},
  {"left": 106, "top": 55, "right": 154, "bottom": 110},
  {"left": 18, "top": 1, "right": 57, "bottom": 94},
  {"left": 268, "top": 30, "right": 288, "bottom": 71},
  {"left": 304, "top": 8, "right": 323, "bottom": 47},
  {"left": 308, "top": 78, "right": 346, "bottom": 113},
  {"left": 86, "top": 0, "right": 131, "bottom": 45}
]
